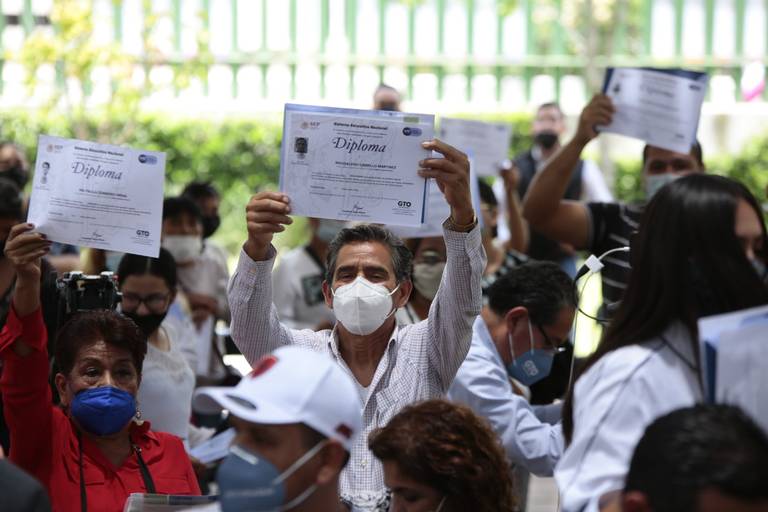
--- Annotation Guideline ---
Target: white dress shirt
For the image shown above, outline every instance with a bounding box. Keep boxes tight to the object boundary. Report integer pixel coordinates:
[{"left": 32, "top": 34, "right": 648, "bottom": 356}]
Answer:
[
  {"left": 227, "top": 224, "right": 485, "bottom": 511},
  {"left": 555, "top": 322, "right": 703, "bottom": 512},
  {"left": 448, "top": 316, "right": 564, "bottom": 476}
]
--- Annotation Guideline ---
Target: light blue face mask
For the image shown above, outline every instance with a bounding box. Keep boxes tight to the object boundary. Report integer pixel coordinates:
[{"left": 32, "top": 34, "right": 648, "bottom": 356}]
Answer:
[
  {"left": 645, "top": 173, "right": 680, "bottom": 199},
  {"left": 505, "top": 320, "right": 554, "bottom": 387},
  {"left": 217, "top": 441, "right": 326, "bottom": 512}
]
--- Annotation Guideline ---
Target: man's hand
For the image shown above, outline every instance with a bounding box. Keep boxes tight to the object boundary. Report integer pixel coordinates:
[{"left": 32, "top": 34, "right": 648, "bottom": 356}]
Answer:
[
  {"left": 187, "top": 292, "right": 218, "bottom": 328},
  {"left": 244, "top": 192, "right": 293, "bottom": 261},
  {"left": 418, "top": 139, "right": 474, "bottom": 226},
  {"left": 499, "top": 160, "right": 521, "bottom": 196},
  {"left": 4, "top": 223, "right": 50, "bottom": 284},
  {"left": 574, "top": 94, "right": 615, "bottom": 146}
]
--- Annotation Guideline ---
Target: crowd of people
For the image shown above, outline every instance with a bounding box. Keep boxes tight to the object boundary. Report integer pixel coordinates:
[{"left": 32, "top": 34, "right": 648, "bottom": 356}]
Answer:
[{"left": 1, "top": 84, "right": 767, "bottom": 512}]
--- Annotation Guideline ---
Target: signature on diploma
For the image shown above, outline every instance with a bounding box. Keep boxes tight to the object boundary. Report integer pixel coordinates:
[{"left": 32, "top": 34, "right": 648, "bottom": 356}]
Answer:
[{"left": 352, "top": 202, "right": 364, "bottom": 213}]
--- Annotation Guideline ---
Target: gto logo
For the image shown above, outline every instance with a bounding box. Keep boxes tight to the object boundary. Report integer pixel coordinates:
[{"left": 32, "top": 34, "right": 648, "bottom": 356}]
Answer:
[
  {"left": 397, "top": 200, "right": 412, "bottom": 208},
  {"left": 136, "top": 230, "right": 150, "bottom": 237}
]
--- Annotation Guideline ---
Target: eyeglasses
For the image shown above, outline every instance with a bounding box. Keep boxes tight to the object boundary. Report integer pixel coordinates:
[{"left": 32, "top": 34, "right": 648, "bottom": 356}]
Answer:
[
  {"left": 121, "top": 292, "right": 170, "bottom": 313},
  {"left": 534, "top": 323, "right": 568, "bottom": 354}
]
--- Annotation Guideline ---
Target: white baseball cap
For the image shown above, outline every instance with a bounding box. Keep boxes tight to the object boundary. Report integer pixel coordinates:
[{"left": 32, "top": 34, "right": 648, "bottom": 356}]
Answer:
[{"left": 193, "top": 346, "right": 362, "bottom": 451}]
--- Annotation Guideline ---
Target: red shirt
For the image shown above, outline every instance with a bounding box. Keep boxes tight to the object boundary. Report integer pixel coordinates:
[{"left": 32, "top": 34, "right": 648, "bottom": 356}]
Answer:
[{"left": 0, "top": 307, "right": 201, "bottom": 512}]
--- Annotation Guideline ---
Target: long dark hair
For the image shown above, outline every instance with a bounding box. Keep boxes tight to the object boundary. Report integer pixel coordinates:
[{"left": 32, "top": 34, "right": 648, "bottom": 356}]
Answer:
[{"left": 563, "top": 174, "right": 768, "bottom": 442}]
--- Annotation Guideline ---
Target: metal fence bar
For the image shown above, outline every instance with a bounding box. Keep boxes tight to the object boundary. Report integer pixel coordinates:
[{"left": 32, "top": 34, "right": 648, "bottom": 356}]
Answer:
[
  {"left": 674, "top": 0, "right": 684, "bottom": 58},
  {"left": 230, "top": 0, "right": 239, "bottom": 98},
  {"left": 436, "top": 0, "right": 445, "bottom": 101},
  {"left": 21, "top": 0, "right": 32, "bottom": 35},
  {"left": 734, "top": 0, "right": 746, "bottom": 97},
  {"left": 321, "top": 0, "right": 329, "bottom": 97},
  {"left": 347, "top": 0, "right": 357, "bottom": 100},
  {"left": 642, "top": 0, "right": 653, "bottom": 56},
  {"left": 202, "top": 0, "right": 210, "bottom": 95},
  {"left": 377, "top": 0, "right": 385, "bottom": 86},
  {"left": 407, "top": 3, "right": 415, "bottom": 100},
  {"left": 495, "top": 1, "right": 504, "bottom": 102},
  {"left": 523, "top": 0, "right": 534, "bottom": 103},
  {"left": 466, "top": 0, "right": 475, "bottom": 103},
  {"left": 290, "top": 0, "right": 297, "bottom": 99},
  {"left": 0, "top": 0, "right": 4, "bottom": 94}
]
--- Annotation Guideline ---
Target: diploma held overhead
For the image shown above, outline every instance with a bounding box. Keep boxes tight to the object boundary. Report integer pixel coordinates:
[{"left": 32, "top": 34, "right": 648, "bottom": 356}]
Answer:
[
  {"left": 26, "top": 134, "right": 166, "bottom": 257},
  {"left": 279, "top": 104, "right": 435, "bottom": 227}
]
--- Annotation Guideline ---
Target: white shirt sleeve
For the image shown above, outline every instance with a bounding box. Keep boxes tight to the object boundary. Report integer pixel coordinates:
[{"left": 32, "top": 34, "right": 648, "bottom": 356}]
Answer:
[
  {"left": 580, "top": 160, "right": 613, "bottom": 202},
  {"left": 449, "top": 337, "right": 564, "bottom": 476}
]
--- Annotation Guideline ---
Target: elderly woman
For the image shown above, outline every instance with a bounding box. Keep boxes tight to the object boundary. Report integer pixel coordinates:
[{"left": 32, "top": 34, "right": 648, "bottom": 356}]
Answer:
[
  {"left": 0, "top": 223, "right": 200, "bottom": 511},
  {"left": 369, "top": 399, "right": 516, "bottom": 512}
]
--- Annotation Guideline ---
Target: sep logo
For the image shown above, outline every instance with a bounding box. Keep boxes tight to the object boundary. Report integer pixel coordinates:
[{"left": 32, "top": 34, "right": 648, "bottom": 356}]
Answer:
[
  {"left": 136, "top": 230, "right": 150, "bottom": 237},
  {"left": 397, "top": 200, "right": 412, "bottom": 208},
  {"left": 138, "top": 154, "right": 158, "bottom": 164}
]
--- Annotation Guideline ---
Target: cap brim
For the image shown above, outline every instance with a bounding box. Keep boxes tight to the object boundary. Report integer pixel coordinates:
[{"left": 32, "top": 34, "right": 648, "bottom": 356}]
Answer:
[{"left": 193, "top": 386, "right": 298, "bottom": 425}]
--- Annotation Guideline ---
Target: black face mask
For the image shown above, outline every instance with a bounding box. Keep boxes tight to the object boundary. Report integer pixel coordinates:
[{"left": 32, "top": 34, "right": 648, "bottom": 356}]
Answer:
[
  {"left": 377, "top": 103, "right": 399, "bottom": 112},
  {"left": 201, "top": 215, "right": 220, "bottom": 239},
  {"left": 124, "top": 311, "right": 168, "bottom": 338},
  {"left": 534, "top": 131, "right": 559, "bottom": 150},
  {"left": 2, "top": 164, "right": 28, "bottom": 189}
]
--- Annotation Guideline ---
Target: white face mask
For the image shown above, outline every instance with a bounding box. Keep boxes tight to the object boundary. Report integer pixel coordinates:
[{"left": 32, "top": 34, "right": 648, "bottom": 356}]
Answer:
[
  {"left": 332, "top": 276, "right": 399, "bottom": 335},
  {"left": 645, "top": 173, "right": 680, "bottom": 199},
  {"left": 412, "top": 262, "right": 445, "bottom": 301},
  {"left": 162, "top": 235, "right": 203, "bottom": 264}
]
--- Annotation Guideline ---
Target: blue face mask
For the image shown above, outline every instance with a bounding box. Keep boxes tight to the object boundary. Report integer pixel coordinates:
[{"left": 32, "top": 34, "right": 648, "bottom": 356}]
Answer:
[
  {"left": 70, "top": 386, "right": 137, "bottom": 437},
  {"left": 217, "top": 441, "right": 326, "bottom": 512},
  {"left": 751, "top": 258, "right": 767, "bottom": 281},
  {"left": 505, "top": 320, "right": 554, "bottom": 386}
]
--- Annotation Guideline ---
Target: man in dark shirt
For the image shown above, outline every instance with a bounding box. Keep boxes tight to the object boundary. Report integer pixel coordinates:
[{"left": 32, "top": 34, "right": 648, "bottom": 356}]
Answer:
[{"left": 522, "top": 94, "right": 704, "bottom": 314}]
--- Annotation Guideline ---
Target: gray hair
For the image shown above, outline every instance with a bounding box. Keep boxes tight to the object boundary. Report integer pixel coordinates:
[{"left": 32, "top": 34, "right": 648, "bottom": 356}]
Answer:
[{"left": 325, "top": 224, "right": 413, "bottom": 284}]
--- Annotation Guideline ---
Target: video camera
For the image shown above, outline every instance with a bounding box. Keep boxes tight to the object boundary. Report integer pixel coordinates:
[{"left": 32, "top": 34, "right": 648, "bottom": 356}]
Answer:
[{"left": 56, "top": 271, "right": 121, "bottom": 316}]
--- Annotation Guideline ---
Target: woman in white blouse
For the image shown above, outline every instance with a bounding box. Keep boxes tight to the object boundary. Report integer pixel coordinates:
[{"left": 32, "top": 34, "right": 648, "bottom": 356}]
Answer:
[
  {"left": 117, "top": 249, "right": 199, "bottom": 447},
  {"left": 556, "top": 175, "right": 768, "bottom": 512}
]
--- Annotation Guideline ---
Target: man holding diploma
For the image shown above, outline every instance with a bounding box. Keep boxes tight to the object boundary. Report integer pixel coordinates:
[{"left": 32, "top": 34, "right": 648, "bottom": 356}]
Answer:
[
  {"left": 228, "top": 138, "right": 485, "bottom": 510},
  {"left": 523, "top": 93, "right": 704, "bottom": 315}
]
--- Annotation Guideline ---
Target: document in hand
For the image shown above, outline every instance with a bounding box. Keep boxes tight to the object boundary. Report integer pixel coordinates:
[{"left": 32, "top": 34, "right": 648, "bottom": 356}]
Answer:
[
  {"left": 188, "top": 427, "right": 236, "bottom": 464},
  {"left": 599, "top": 67, "right": 708, "bottom": 154},
  {"left": 27, "top": 135, "right": 166, "bottom": 257},
  {"left": 123, "top": 493, "right": 217, "bottom": 512},
  {"left": 280, "top": 104, "right": 434, "bottom": 226},
  {"left": 698, "top": 305, "right": 768, "bottom": 433},
  {"left": 389, "top": 156, "right": 482, "bottom": 239},
  {"left": 439, "top": 117, "right": 511, "bottom": 177}
]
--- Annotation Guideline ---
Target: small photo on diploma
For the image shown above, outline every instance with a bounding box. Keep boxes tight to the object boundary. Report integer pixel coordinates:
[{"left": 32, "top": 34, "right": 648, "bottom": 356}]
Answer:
[
  {"left": 26, "top": 135, "right": 166, "bottom": 258},
  {"left": 279, "top": 104, "right": 434, "bottom": 227}
]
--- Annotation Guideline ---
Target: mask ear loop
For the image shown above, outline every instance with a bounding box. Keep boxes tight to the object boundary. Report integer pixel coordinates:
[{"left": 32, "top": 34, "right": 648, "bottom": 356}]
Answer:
[
  {"left": 274, "top": 440, "right": 329, "bottom": 511},
  {"left": 507, "top": 332, "right": 516, "bottom": 365},
  {"left": 527, "top": 318, "right": 535, "bottom": 352}
]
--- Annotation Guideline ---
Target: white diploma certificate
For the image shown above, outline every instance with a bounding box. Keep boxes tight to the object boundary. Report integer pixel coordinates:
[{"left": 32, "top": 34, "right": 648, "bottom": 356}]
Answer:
[
  {"left": 280, "top": 104, "right": 434, "bottom": 226},
  {"left": 27, "top": 135, "right": 166, "bottom": 257},
  {"left": 439, "top": 117, "right": 511, "bottom": 177},
  {"left": 599, "top": 67, "right": 708, "bottom": 154}
]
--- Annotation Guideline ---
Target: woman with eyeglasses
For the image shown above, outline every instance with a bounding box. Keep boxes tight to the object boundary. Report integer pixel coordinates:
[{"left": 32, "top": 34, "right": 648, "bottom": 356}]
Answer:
[
  {"left": 116, "top": 250, "right": 199, "bottom": 448},
  {"left": 1, "top": 224, "right": 200, "bottom": 512}
]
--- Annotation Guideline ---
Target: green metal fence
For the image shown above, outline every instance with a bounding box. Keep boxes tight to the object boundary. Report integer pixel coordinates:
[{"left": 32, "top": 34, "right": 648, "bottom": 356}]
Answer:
[{"left": 0, "top": 0, "right": 763, "bottom": 104}]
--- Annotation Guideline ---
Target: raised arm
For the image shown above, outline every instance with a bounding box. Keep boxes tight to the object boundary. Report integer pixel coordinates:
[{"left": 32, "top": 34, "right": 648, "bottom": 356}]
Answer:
[
  {"left": 499, "top": 163, "right": 529, "bottom": 253},
  {"left": 417, "top": 140, "right": 486, "bottom": 388},
  {"left": 0, "top": 223, "right": 55, "bottom": 474},
  {"left": 523, "top": 95, "right": 615, "bottom": 250},
  {"left": 228, "top": 192, "right": 300, "bottom": 364}
]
